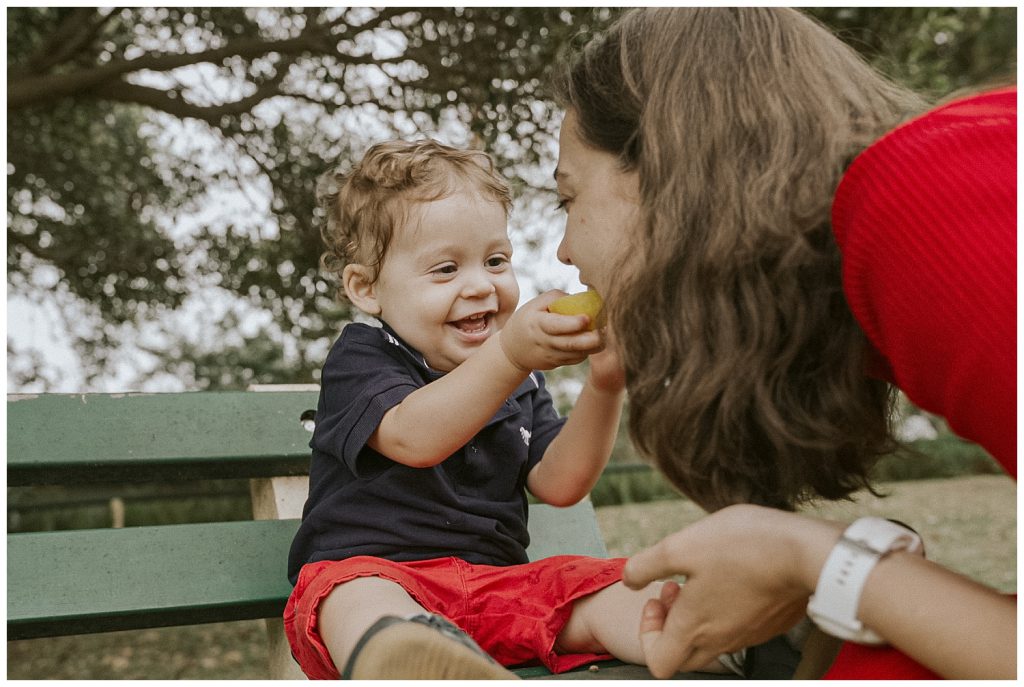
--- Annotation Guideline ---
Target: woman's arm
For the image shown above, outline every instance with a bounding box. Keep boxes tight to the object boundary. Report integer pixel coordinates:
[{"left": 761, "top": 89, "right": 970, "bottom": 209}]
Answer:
[
  {"left": 622, "top": 504, "right": 1015, "bottom": 679},
  {"left": 851, "top": 546, "right": 1014, "bottom": 679}
]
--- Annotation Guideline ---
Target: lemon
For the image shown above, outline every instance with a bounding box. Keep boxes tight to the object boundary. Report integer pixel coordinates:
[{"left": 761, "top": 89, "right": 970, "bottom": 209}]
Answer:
[{"left": 549, "top": 291, "right": 605, "bottom": 330}]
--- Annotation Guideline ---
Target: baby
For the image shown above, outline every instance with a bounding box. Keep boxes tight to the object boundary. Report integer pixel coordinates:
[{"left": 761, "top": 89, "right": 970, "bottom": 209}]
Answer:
[{"left": 283, "top": 139, "right": 734, "bottom": 679}]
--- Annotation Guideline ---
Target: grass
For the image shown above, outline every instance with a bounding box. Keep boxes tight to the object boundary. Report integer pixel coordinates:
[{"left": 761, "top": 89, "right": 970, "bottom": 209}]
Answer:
[
  {"left": 597, "top": 474, "right": 1016, "bottom": 594},
  {"left": 7, "top": 474, "right": 1015, "bottom": 679},
  {"left": 590, "top": 435, "right": 1003, "bottom": 507}
]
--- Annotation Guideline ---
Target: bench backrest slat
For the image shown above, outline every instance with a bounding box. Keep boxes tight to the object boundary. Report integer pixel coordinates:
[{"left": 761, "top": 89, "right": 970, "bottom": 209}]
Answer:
[{"left": 8, "top": 392, "right": 320, "bottom": 485}]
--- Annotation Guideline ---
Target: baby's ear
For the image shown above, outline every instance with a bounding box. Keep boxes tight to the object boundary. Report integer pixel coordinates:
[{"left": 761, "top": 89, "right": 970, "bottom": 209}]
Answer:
[{"left": 342, "top": 264, "right": 381, "bottom": 316}]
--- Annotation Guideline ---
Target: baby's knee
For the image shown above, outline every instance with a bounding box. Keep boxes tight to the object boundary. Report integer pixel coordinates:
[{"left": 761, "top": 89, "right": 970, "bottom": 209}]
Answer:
[{"left": 319, "top": 576, "right": 425, "bottom": 665}]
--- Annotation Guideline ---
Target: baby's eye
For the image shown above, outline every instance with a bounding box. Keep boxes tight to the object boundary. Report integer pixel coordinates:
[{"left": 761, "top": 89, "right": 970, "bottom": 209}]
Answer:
[
  {"left": 486, "top": 255, "right": 509, "bottom": 268},
  {"left": 432, "top": 264, "right": 458, "bottom": 275}
]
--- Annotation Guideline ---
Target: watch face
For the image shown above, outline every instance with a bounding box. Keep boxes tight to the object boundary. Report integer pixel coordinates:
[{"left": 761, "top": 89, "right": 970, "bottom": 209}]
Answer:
[{"left": 845, "top": 517, "right": 923, "bottom": 555}]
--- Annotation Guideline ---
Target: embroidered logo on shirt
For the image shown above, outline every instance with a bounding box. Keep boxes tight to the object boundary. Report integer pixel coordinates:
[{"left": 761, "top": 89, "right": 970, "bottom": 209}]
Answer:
[
  {"left": 383, "top": 332, "right": 400, "bottom": 347},
  {"left": 520, "top": 427, "right": 531, "bottom": 446}
]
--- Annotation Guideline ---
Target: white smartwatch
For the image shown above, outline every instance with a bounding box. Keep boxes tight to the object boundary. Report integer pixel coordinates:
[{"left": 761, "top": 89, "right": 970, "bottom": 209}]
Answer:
[{"left": 807, "top": 517, "right": 923, "bottom": 645}]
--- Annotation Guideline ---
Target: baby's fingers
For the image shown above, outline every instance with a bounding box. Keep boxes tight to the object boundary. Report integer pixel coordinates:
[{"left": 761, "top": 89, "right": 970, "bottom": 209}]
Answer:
[
  {"left": 542, "top": 310, "right": 593, "bottom": 336},
  {"left": 640, "top": 588, "right": 723, "bottom": 679},
  {"left": 541, "top": 320, "right": 603, "bottom": 355},
  {"left": 640, "top": 604, "right": 697, "bottom": 679}
]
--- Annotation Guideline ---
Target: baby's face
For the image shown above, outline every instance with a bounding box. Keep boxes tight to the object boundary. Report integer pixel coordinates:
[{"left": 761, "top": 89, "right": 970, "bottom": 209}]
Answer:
[{"left": 372, "top": 190, "right": 519, "bottom": 372}]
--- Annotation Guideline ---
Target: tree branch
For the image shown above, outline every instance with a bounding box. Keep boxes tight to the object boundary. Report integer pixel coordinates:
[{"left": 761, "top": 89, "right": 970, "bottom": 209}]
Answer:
[
  {"left": 20, "top": 8, "right": 109, "bottom": 75},
  {"left": 344, "top": 7, "right": 411, "bottom": 36},
  {"left": 88, "top": 78, "right": 291, "bottom": 126},
  {"left": 8, "top": 29, "right": 381, "bottom": 110}
]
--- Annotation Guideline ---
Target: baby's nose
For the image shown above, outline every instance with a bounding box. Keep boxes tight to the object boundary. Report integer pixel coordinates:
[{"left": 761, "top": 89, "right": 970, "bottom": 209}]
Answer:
[{"left": 461, "top": 271, "right": 497, "bottom": 298}]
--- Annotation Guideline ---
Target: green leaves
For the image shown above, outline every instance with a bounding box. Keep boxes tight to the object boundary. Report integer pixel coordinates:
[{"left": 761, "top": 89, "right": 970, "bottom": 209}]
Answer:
[
  {"left": 8, "top": 98, "right": 187, "bottom": 322},
  {"left": 809, "top": 7, "right": 1017, "bottom": 97}
]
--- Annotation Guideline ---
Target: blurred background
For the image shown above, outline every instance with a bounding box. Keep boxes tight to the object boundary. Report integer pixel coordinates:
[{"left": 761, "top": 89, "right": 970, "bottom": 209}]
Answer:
[
  {"left": 7, "top": 7, "right": 1017, "bottom": 396},
  {"left": 6, "top": 7, "right": 1017, "bottom": 678}
]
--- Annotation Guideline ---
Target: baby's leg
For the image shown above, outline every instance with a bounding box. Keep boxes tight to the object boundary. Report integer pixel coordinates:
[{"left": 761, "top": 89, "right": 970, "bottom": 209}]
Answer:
[
  {"left": 556, "top": 581, "right": 729, "bottom": 673},
  {"left": 555, "top": 580, "right": 662, "bottom": 664},
  {"left": 318, "top": 576, "right": 426, "bottom": 670},
  {"left": 317, "top": 575, "right": 514, "bottom": 679}
]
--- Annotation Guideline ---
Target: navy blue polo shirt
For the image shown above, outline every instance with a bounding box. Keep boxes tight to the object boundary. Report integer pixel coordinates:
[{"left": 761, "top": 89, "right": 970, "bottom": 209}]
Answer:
[{"left": 287, "top": 322, "right": 566, "bottom": 584}]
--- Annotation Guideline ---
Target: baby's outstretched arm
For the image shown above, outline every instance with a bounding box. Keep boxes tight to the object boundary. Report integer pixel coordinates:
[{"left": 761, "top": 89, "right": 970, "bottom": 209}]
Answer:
[
  {"left": 526, "top": 328, "right": 626, "bottom": 506},
  {"left": 368, "top": 292, "right": 599, "bottom": 467}
]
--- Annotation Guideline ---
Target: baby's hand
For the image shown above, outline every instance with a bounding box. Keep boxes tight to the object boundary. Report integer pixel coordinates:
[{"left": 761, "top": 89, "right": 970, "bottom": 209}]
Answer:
[{"left": 498, "top": 291, "right": 602, "bottom": 372}]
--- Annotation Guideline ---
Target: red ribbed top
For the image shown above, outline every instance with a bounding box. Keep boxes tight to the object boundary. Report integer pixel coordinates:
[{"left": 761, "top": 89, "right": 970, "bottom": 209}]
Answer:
[
  {"left": 832, "top": 86, "right": 1017, "bottom": 477},
  {"left": 825, "top": 87, "right": 1016, "bottom": 680}
]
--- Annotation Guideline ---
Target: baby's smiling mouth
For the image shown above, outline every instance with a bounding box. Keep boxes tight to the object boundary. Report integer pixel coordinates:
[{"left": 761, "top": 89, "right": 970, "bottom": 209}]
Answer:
[{"left": 449, "top": 312, "right": 492, "bottom": 335}]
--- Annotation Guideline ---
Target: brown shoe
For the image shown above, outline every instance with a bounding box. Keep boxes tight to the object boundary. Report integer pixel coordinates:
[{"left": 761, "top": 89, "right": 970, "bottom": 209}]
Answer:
[{"left": 341, "top": 614, "right": 518, "bottom": 680}]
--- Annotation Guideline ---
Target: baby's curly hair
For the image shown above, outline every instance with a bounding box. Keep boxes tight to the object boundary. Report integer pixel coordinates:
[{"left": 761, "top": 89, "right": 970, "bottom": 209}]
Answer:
[{"left": 317, "top": 139, "right": 512, "bottom": 303}]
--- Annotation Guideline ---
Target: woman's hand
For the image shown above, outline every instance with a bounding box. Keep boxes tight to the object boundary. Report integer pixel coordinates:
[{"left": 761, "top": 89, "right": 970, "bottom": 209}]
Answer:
[
  {"left": 622, "top": 505, "right": 842, "bottom": 678},
  {"left": 586, "top": 327, "right": 626, "bottom": 394}
]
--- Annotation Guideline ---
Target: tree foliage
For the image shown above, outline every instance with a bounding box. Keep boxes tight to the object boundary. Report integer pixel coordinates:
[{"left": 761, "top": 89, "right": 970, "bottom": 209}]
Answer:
[
  {"left": 809, "top": 7, "right": 1016, "bottom": 95},
  {"left": 8, "top": 7, "right": 616, "bottom": 389},
  {"left": 6, "top": 7, "right": 1016, "bottom": 391}
]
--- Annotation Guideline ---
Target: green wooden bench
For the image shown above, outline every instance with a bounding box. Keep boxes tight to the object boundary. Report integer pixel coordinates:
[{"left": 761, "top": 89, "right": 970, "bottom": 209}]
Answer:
[{"left": 8, "top": 390, "right": 732, "bottom": 680}]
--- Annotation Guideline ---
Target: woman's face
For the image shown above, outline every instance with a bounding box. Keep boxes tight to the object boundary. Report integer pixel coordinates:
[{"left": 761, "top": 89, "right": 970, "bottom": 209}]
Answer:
[{"left": 554, "top": 111, "right": 641, "bottom": 297}]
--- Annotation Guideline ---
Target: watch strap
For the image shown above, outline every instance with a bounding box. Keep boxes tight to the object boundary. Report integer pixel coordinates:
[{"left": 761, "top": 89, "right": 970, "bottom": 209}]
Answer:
[{"left": 807, "top": 517, "right": 923, "bottom": 645}]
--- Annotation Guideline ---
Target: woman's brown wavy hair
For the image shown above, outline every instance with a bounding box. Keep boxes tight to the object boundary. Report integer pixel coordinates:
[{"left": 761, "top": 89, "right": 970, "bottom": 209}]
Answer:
[{"left": 553, "top": 8, "right": 928, "bottom": 511}]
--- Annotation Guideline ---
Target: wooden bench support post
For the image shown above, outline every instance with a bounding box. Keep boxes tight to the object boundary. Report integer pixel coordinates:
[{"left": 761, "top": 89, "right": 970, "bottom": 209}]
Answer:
[{"left": 251, "top": 476, "right": 310, "bottom": 680}]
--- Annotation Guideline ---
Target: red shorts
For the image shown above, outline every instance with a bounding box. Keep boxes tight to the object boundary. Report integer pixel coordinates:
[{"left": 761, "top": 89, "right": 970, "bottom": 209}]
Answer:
[{"left": 284, "top": 554, "right": 627, "bottom": 679}]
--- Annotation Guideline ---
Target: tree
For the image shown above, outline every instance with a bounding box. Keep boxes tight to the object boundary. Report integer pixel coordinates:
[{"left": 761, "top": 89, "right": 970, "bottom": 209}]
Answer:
[
  {"left": 7, "top": 7, "right": 1016, "bottom": 391},
  {"left": 8, "top": 7, "right": 618, "bottom": 389},
  {"left": 809, "top": 7, "right": 1016, "bottom": 95}
]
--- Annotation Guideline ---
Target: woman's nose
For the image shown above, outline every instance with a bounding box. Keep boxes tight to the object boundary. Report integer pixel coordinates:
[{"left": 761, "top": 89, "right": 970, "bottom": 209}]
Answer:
[{"left": 556, "top": 235, "right": 573, "bottom": 266}]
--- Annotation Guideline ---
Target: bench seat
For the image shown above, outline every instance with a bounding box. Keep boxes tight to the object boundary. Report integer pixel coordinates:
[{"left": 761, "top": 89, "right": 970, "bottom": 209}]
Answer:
[
  {"left": 8, "top": 520, "right": 298, "bottom": 639},
  {"left": 8, "top": 510, "right": 729, "bottom": 680}
]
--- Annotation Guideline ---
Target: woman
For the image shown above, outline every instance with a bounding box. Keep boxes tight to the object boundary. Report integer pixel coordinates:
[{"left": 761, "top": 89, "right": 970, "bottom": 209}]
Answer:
[{"left": 551, "top": 7, "right": 1015, "bottom": 679}]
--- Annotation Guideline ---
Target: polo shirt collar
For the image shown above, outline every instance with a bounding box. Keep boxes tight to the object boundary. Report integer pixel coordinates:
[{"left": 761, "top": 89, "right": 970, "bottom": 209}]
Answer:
[{"left": 379, "top": 320, "right": 540, "bottom": 404}]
